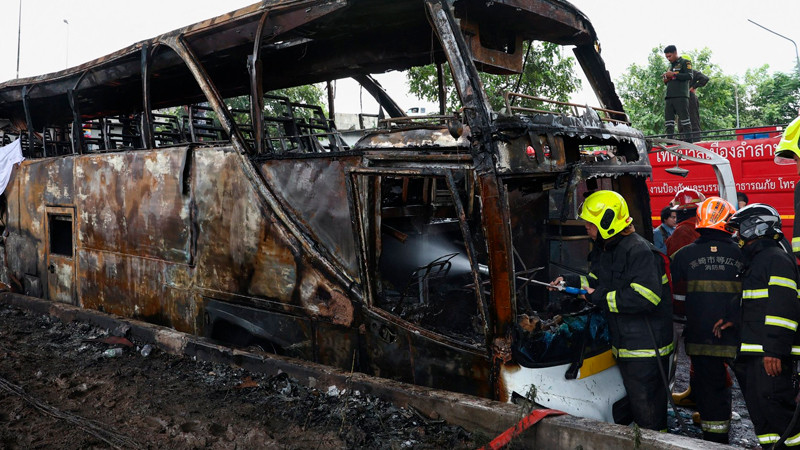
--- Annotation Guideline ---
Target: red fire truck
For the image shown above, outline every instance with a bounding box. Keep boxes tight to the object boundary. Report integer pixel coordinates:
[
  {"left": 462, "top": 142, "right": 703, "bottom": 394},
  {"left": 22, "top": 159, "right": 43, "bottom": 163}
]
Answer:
[{"left": 648, "top": 126, "right": 795, "bottom": 237}]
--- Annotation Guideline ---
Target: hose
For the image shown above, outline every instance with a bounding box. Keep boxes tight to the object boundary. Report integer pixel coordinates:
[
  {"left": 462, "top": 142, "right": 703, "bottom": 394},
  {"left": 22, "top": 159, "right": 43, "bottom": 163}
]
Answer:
[{"left": 645, "top": 317, "right": 688, "bottom": 433}]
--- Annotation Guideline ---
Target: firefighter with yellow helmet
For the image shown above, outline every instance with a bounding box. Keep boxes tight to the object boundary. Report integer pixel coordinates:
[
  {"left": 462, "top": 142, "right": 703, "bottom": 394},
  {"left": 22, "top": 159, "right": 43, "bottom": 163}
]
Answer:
[
  {"left": 552, "top": 190, "right": 673, "bottom": 431},
  {"left": 774, "top": 116, "right": 800, "bottom": 257}
]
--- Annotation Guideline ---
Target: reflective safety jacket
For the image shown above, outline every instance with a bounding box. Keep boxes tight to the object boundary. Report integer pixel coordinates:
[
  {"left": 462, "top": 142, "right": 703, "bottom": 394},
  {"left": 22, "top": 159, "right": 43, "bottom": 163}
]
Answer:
[
  {"left": 793, "top": 183, "right": 800, "bottom": 257},
  {"left": 739, "top": 238, "right": 800, "bottom": 358},
  {"left": 670, "top": 229, "right": 745, "bottom": 358},
  {"left": 581, "top": 231, "right": 674, "bottom": 360}
]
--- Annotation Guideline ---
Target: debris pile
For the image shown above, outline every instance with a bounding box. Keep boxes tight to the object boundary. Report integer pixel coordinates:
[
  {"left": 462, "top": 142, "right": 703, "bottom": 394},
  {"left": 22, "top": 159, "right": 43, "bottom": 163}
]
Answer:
[{"left": 0, "top": 304, "right": 475, "bottom": 449}]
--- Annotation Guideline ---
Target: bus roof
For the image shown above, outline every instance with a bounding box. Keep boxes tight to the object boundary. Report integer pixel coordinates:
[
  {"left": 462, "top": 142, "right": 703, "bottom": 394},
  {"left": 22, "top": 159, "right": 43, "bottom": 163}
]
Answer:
[{"left": 0, "top": 0, "right": 598, "bottom": 125}]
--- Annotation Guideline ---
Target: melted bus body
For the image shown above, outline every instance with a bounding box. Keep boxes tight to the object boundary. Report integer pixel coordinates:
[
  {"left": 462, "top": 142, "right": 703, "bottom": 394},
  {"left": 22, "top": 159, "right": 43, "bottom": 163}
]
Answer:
[{"left": 0, "top": 0, "right": 655, "bottom": 423}]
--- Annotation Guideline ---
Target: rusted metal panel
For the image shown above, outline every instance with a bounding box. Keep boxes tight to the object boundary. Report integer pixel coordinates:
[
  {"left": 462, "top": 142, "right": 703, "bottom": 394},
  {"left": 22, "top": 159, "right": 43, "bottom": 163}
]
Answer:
[
  {"left": 193, "top": 148, "right": 299, "bottom": 300},
  {"left": 455, "top": 0, "right": 595, "bottom": 45},
  {"left": 46, "top": 255, "right": 74, "bottom": 303},
  {"left": 257, "top": 156, "right": 361, "bottom": 278},
  {"left": 314, "top": 320, "right": 360, "bottom": 370},
  {"left": 192, "top": 148, "right": 355, "bottom": 328},
  {"left": 4, "top": 159, "right": 76, "bottom": 293},
  {"left": 44, "top": 206, "right": 76, "bottom": 304},
  {"left": 75, "top": 148, "right": 192, "bottom": 263},
  {"left": 361, "top": 308, "right": 491, "bottom": 398},
  {"left": 460, "top": 18, "right": 524, "bottom": 75},
  {"left": 78, "top": 249, "right": 198, "bottom": 332},
  {"left": 409, "top": 332, "right": 492, "bottom": 398}
]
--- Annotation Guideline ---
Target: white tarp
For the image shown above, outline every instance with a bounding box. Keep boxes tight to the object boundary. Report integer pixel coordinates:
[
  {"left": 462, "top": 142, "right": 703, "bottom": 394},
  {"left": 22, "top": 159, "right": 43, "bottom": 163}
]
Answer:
[{"left": 0, "top": 139, "right": 24, "bottom": 195}]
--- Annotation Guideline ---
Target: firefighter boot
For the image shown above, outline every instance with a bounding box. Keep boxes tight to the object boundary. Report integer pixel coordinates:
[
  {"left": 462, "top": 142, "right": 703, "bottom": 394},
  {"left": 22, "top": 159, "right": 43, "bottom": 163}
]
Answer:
[{"left": 671, "top": 386, "right": 696, "bottom": 408}]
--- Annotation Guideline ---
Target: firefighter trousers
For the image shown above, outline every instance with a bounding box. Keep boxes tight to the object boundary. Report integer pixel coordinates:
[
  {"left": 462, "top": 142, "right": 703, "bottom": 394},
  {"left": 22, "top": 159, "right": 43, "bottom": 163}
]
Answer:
[
  {"left": 689, "top": 355, "right": 731, "bottom": 443},
  {"left": 617, "top": 355, "right": 670, "bottom": 431},
  {"left": 664, "top": 97, "right": 691, "bottom": 141},
  {"left": 734, "top": 356, "right": 800, "bottom": 448}
]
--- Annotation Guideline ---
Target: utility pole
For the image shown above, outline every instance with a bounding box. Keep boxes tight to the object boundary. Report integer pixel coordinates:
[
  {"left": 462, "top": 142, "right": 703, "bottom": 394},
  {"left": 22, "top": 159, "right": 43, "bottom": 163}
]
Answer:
[
  {"left": 748, "top": 19, "right": 800, "bottom": 73},
  {"left": 16, "top": 0, "right": 22, "bottom": 78},
  {"left": 63, "top": 19, "right": 70, "bottom": 69}
]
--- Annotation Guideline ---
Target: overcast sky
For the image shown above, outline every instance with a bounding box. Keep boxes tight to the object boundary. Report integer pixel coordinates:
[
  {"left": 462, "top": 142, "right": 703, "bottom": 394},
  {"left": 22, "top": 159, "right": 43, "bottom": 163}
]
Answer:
[
  {"left": 568, "top": 0, "right": 799, "bottom": 104},
  {"left": 1, "top": 0, "right": 797, "bottom": 113}
]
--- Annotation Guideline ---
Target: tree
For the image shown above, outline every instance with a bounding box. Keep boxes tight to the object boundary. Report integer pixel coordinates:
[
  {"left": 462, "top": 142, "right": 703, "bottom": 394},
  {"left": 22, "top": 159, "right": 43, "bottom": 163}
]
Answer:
[
  {"left": 406, "top": 41, "right": 581, "bottom": 113},
  {"left": 225, "top": 85, "right": 327, "bottom": 119},
  {"left": 614, "top": 47, "right": 670, "bottom": 136},
  {"left": 739, "top": 66, "right": 800, "bottom": 126},
  {"left": 683, "top": 48, "right": 739, "bottom": 132}
]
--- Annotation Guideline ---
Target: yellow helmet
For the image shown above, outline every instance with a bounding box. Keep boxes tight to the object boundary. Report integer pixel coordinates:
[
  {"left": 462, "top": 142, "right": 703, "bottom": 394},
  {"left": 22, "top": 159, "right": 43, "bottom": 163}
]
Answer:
[
  {"left": 579, "top": 190, "right": 633, "bottom": 239},
  {"left": 775, "top": 116, "right": 800, "bottom": 165}
]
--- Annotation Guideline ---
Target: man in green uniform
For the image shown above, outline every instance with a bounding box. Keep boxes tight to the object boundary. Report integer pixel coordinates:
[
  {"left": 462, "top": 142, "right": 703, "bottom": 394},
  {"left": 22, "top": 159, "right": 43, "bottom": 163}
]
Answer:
[
  {"left": 663, "top": 45, "right": 693, "bottom": 140},
  {"left": 688, "top": 69, "right": 710, "bottom": 142}
]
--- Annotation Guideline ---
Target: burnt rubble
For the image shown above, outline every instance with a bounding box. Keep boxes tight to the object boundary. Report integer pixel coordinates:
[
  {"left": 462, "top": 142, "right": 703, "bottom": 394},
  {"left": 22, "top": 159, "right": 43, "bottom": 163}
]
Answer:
[{"left": 0, "top": 303, "right": 476, "bottom": 449}]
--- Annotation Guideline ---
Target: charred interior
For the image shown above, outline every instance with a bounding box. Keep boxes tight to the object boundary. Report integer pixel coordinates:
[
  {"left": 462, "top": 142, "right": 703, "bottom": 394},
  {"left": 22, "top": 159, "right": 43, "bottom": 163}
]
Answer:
[{"left": 0, "top": 0, "right": 654, "bottom": 418}]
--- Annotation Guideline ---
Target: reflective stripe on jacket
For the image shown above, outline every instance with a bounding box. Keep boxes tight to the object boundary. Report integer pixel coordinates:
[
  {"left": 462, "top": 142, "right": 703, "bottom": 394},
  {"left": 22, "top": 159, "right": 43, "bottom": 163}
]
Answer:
[
  {"left": 670, "top": 230, "right": 744, "bottom": 358},
  {"left": 583, "top": 232, "right": 674, "bottom": 360},
  {"left": 739, "top": 238, "right": 800, "bottom": 357}
]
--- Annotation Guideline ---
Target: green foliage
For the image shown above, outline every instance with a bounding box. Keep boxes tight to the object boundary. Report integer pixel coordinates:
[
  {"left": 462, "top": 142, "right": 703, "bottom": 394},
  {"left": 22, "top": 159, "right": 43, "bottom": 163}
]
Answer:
[
  {"left": 615, "top": 47, "right": 670, "bottom": 136},
  {"left": 407, "top": 64, "right": 458, "bottom": 112},
  {"left": 684, "top": 48, "right": 739, "bottom": 131},
  {"left": 224, "top": 84, "right": 327, "bottom": 121},
  {"left": 406, "top": 41, "right": 581, "bottom": 113},
  {"left": 617, "top": 46, "right": 800, "bottom": 136},
  {"left": 740, "top": 66, "right": 800, "bottom": 126},
  {"left": 186, "top": 85, "right": 328, "bottom": 132}
]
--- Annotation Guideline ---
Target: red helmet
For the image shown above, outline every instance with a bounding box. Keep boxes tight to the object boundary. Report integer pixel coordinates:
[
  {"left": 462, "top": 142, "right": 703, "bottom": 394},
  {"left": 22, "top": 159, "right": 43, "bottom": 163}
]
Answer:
[
  {"left": 671, "top": 188, "right": 706, "bottom": 210},
  {"left": 696, "top": 197, "right": 735, "bottom": 232}
]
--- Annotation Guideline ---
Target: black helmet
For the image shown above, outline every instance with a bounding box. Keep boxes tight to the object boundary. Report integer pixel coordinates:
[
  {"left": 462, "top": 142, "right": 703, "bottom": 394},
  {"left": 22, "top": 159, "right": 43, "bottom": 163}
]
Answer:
[{"left": 725, "top": 203, "right": 782, "bottom": 242}]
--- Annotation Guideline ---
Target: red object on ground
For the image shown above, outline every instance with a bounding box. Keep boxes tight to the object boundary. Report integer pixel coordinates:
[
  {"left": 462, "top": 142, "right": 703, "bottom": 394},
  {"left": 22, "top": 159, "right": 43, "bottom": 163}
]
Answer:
[
  {"left": 478, "top": 408, "right": 566, "bottom": 450},
  {"left": 88, "top": 336, "right": 134, "bottom": 347}
]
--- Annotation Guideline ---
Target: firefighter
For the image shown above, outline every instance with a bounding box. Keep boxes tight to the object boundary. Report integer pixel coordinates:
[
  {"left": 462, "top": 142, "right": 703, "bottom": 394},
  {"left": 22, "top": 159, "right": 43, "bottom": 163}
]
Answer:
[
  {"left": 662, "top": 45, "right": 693, "bottom": 140},
  {"left": 552, "top": 190, "right": 673, "bottom": 431},
  {"left": 774, "top": 115, "right": 800, "bottom": 258},
  {"left": 666, "top": 187, "right": 714, "bottom": 410},
  {"left": 726, "top": 203, "right": 800, "bottom": 449},
  {"left": 670, "top": 197, "right": 743, "bottom": 443},
  {"left": 665, "top": 188, "right": 706, "bottom": 259}
]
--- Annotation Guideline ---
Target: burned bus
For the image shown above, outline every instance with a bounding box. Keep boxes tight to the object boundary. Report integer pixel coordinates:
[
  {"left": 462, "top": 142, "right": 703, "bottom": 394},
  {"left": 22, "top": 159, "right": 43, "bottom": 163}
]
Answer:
[{"left": 0, "top": 0, "right": 655, "bottom": 424}]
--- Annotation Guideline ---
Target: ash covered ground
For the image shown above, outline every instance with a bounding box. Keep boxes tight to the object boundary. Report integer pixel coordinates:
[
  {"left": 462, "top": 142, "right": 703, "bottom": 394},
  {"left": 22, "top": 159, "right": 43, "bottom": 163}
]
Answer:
[
  {"left": 0, "top": 304, "right": 474, "bottom": 449},
  {"left": 0, "top": 302, "right": 762, "bottom": 449}
]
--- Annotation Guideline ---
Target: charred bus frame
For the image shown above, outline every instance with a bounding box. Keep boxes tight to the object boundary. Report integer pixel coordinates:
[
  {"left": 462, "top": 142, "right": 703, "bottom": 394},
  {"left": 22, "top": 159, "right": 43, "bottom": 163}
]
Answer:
[{"left": 0, "top": 0, "right": 654, "bottom": 423}]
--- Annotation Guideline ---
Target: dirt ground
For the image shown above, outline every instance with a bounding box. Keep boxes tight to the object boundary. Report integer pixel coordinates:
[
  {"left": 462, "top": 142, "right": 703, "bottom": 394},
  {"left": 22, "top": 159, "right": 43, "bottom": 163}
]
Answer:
[
  {"left": 0, "top": 302, "right": 764, "bottom": 449},
  {"left": 0, "top": 304, "right": 475, "bottom": 449}
]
